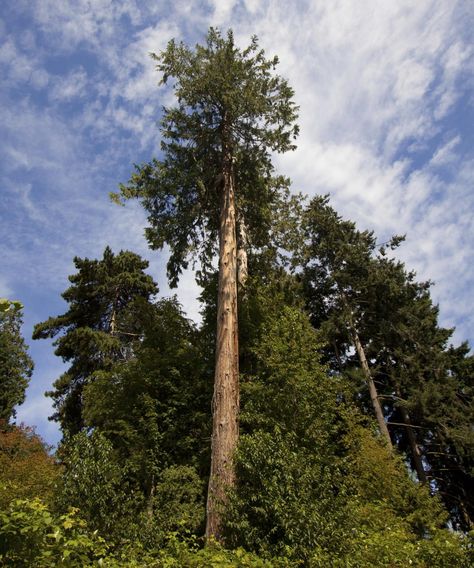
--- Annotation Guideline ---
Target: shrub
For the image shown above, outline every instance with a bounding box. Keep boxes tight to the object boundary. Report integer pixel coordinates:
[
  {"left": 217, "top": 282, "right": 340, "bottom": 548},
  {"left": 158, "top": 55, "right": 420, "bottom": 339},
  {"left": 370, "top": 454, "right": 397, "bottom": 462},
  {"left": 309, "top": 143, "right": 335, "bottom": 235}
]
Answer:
[{"left": 0, "top": 498, "right": 107, "bottom": 567}]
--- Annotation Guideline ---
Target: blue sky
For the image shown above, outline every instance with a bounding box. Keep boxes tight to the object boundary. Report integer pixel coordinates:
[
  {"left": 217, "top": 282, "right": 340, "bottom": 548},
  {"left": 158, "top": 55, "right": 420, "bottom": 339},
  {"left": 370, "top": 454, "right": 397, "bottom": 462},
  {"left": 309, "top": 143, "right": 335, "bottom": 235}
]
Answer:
[{"left": 1, "top": 0, "right": 473, "bottom": 445}]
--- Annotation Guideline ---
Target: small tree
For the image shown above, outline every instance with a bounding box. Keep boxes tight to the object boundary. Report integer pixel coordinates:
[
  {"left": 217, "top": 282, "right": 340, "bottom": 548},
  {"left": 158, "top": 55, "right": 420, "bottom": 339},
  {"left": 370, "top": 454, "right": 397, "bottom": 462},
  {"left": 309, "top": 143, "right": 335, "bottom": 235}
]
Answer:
[
  {"left": 0, "top": 424, "right": 59, "bottom": 509},
  {"left": 116, "top": 28, "right": 298, "bottom": 539},
  {"left": 0, "top": 302, "right": 33, "bottom": 423},
  {"left": 33, "top": 247, "right": 157, "bottom": 435}
]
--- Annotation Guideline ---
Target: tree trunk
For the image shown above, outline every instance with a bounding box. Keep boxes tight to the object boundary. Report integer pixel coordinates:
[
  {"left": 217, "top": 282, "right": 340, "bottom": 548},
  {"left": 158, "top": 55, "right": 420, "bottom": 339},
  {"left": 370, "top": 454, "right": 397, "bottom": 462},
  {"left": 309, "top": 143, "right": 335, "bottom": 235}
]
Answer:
[
  {"left": 109, "top": 288, "right": 119, "bottom": 335},
  {"left": 205, "top": 131, "right": 240, "bottom": 541},
  {"left": 352, "top": 329, "right": 393, "bottom": 449},
  {"left": 237, "top": 217, "right": 249, "bottom": 292},
  {"left": 395, "top": 385, "right": 427, "bottom": 483}
]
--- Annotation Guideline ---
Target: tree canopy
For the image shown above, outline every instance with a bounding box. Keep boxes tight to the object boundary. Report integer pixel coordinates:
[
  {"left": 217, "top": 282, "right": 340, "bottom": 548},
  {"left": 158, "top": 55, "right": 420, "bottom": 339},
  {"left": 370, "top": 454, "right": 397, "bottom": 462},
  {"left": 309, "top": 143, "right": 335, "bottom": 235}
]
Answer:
[
  {"left": 115, "top": 28, "right": 299, "bottom": 286},
  {"left": 33, "top": 246, "right": 157, "bottom": 435}
]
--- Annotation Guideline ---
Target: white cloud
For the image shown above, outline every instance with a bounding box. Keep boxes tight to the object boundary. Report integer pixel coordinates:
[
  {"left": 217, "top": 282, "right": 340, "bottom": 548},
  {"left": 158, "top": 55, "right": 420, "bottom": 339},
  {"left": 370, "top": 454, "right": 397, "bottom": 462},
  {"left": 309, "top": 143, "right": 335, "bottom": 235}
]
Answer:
[
  {"left": 0, "top": 37, "right": 49, "bottom": 90},
  {"left": 209, "top": 0, "right": 239, "bottom": 25},
  {"left": 15, "top": 391, "right": 58, "bottom": 444},
  {"left": 430, "top": 135, "right": 461, "bottom": 166},
  {"left": 433, "top": 40, "right": 472, "bottom": 120},
  {"left": 49, "top": 68, "right": 89, "bottom": 102},
  {"left": 243, "top": 0, "right": 261, "bottom": 14}
]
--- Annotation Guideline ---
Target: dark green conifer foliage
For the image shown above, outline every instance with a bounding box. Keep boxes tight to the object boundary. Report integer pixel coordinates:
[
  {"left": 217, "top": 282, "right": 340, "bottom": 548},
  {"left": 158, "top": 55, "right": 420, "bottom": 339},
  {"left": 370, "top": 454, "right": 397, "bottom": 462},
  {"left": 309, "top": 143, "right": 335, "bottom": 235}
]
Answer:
[
  {"left": 299, "top": 195, "right": 394, "bottom": 445},
  {"left": 405, "top": 339, "right": 474, "bottom": 530},
  {"left": 300, "top": 195, "right": 474, "bottom": 531},
  {"left": 0, "top": 306, "right": 33, "bottom": 423},
  {"left": 115, "top": 28, "right": 299, "bottom": 285},
  {"left": 365, "top": 287, "right": 474, "bottom": 529},
  {"left": 33, "top": 247, "right": 157, "bottom": 435}
]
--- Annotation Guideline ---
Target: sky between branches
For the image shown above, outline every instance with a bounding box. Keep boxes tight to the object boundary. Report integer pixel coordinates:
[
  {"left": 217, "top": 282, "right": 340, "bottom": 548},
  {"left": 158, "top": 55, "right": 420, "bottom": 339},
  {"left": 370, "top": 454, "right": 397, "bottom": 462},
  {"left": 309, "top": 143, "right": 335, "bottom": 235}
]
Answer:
[{"left": 1, "top": 0, "right": 473, "bottom": 445}]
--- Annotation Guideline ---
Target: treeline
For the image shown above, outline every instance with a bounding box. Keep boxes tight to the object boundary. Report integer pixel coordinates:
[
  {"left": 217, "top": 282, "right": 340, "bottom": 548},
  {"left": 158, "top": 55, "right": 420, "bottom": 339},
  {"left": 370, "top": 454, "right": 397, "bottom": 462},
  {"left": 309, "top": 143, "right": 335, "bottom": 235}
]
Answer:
[{"left": 0, "top": 29, "right": 473, "bottom": 567}]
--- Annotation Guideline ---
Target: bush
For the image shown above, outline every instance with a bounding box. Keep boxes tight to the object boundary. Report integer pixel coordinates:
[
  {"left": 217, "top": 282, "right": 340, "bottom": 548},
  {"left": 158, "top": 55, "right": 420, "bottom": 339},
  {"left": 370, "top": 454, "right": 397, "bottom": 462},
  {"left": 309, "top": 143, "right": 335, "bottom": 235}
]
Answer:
[
  {"left": 142, "top": 465, "right": 205, "bottom": 547},
  {"left": 56, "top": 430, "right": 142, "bottom": 542},
  {"left": 0, "top": 423, "right": 60, "bottom": 509},
  {"left": 0, "top": 498, "right": 107, "bottom": 567}
]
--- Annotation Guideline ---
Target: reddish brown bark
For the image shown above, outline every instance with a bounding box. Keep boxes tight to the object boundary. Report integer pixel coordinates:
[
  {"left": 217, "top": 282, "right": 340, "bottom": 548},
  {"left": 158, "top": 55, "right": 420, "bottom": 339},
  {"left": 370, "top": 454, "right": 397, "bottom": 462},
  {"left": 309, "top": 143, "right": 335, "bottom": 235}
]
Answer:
[{"left": 205, "top": 134, "right": 240, "bottom": 541}]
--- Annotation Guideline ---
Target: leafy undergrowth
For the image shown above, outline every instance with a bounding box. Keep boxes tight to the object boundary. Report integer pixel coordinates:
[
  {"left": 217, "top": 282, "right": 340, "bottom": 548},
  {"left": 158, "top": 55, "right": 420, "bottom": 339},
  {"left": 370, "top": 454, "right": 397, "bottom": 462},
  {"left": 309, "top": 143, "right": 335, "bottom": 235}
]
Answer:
[{"left": 1, "top": 497, "right": 473, "bottom": 568}]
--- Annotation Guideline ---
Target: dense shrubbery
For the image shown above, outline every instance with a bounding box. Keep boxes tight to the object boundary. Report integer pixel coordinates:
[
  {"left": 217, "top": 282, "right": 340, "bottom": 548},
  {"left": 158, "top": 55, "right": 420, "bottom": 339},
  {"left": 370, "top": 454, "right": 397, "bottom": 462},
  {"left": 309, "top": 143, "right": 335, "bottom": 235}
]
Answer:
[
  {"left": 2, "top": 288, "right": 472, "bottom": 566},
  {"left": 1, "top": 496, "right": 472, "bottom": 567},
  {"left": 0, "top": 498, "right": 107, "bottom": 567}
]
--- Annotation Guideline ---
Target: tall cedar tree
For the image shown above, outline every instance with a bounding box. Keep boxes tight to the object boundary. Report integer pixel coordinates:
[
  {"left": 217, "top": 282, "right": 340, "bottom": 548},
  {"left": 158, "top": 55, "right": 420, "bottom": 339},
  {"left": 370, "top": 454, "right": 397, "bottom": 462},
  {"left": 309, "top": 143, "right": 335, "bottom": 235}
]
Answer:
[
  {"left": 33, "top": 247, "right": 157, "bottom": 435},
  {"left": 0, "top": 305, "right": 33, "bottom": 423},
  {"left": 116, "top": 28, "right": 298, "bottom": 539}
]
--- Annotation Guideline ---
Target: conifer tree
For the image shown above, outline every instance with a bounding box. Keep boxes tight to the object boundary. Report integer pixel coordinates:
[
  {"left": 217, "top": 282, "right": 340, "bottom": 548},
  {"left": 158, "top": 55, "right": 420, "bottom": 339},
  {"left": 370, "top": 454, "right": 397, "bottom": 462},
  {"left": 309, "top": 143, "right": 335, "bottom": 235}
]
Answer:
[
  {"left": 33, "top": 247, "right": 157, "bottom": 435},
  {"left": 116, "top": 28, "right": 298, "bottom": 539},
  {"left": 0, "top": 303, "right": 33, "bottom": 423},
  {"left": 300, "top": 195, "right": 393, "bottom": 447},
  {"left": 300, "top": 196, "right": 474, "bottom": 530},
  {"left": 82, "top": 297, "right": 211, "bottom": 526}
]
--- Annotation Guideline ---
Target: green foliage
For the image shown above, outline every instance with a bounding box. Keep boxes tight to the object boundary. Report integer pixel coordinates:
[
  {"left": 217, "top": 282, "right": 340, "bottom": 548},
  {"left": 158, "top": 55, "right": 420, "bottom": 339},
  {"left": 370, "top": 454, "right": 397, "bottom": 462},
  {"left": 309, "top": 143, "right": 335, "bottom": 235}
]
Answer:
[
  {"left": 56, "top": 430, "right": 141, "bottom": 541},
  {"left": 0, "top": 498, "right": 108, "bottom": 567},
  {"left": 33, "top": 246, "right": 157, "bottom": 435},
  {"left": 58, "top": 407, "right": 206, "bottom": 546},
  {"left": 82, "top": 297, "right": 210, "bottom": 475},
  {"left": 152, "top": 535, "right": 292, "bottom": 567},
  {"left": 0, "top": 299, "right": 23, "bottom": 313},
  {"left": 0, "top": 305, "right": 33, "bottom": 422},
  {"left": 115, "top": 28, "right": 298, "bottom": 286},
  {"left": 152, "top": 466, "right": 204, "bottom": 536},
  {"left": 299, "top": 194, "right": 474, "bottom": 529},
  {"left": 1, "top": 495, "right": 471, "bottom": 568},
  {"left": 79, "top": 297, "right": 210, "bottom": 543},
  {"left": 344, "top": 424, "right": 448, "bottom": 534},
  {"left": 222, "top": 298, "right": 470, "bottom": 565},
  {"left": 227, "top": 428, "right": 353, "bottom": 561},
  {"left": 321, "top": 525, "right": 474, "bottom": 568},
  {"left": 406, "top": 341, "right": 474, "bottom": 529},
  {"left": 226, "top": 304, "right": 353, "bottom": 561},
  {"left": 229, "top": 418, "right": 473, "bottom": 566}
]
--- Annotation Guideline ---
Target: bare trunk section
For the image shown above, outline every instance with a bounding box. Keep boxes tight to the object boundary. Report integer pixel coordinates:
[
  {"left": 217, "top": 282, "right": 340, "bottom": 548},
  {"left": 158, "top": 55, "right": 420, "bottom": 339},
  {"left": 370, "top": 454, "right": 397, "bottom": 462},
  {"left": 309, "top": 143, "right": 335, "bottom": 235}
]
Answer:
[
  {"left": 395, "top": 386, "right": 427, "bottom": 483},
  {"left": 237, "top": 217, "right": 249, "bottom": 292},
  {"left": 110, "top": 310, "right": 117, "bottom": 335},
  {"left": 352, "top": 329, "right": 393, "bottom": 449},
  {"left": 205, "top": 131, "right": 240, "bottom": 541},
  {"left": 109, "top": 288, "right": 119, "bottom": 335}
]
